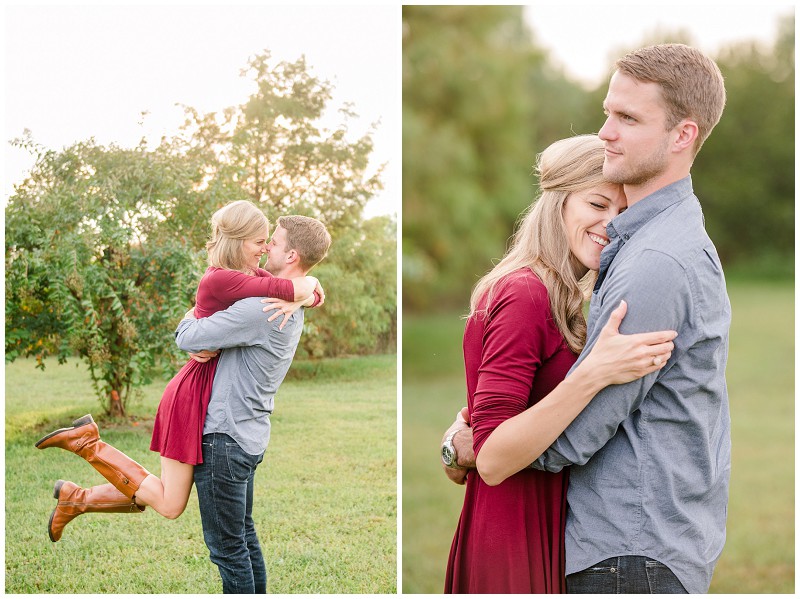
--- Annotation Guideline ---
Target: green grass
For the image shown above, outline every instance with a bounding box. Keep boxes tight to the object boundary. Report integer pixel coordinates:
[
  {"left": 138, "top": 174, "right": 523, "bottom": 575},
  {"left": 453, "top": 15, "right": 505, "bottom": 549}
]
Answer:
[
  {"left": 402, "top": 279, "right": 794, "bottom": 594},
  {"left": 6, "top": 354, "right": 397, "bottom": 594}
]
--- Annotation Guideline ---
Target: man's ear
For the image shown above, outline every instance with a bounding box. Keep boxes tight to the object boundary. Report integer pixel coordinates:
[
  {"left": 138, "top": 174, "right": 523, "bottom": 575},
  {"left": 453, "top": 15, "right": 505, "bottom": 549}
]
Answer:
[
  {"left": 285, "top": 249, "right": 300, "bottom": 265},
  {"left": 673, "top": 119, "right": 699, "bottom": 153}
]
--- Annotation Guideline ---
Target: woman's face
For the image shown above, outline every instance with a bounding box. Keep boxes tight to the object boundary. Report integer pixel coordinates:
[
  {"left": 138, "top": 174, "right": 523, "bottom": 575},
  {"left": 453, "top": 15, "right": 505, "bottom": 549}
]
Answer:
[
  {"left": 241, "top": 226, "right": 269, "bottom": 272},
  {"left": 562, "top": 182, "right": 626, "bottom": 277}
]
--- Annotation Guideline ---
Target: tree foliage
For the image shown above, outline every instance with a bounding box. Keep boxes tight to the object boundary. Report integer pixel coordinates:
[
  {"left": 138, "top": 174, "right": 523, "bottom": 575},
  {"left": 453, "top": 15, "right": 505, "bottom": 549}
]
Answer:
[
  {"left": 402, "top": 7, "right": 795, "bottom": 311},
  {"left": 6, "top": 51, "right": 396, "bottom": 415},
  {"left": 403, "top": 6, "right": 541, "bottom": 310},
  {"left": 5, "top": 137, "right": 203, "bottom": 415}
]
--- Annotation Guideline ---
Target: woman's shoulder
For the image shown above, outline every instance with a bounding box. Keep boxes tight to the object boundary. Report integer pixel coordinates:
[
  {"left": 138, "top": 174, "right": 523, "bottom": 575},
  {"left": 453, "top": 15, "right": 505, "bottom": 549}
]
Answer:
[
  {"left": 494, "top": 268, "right": 549, "bottom": 303},
  {"left": 203, "top": 266, "right": 264, "bottom": 281},
  {"left": 475, "top": 268, "right": 552, "bottom": 323},
  {"left": 198, "top": 267, "right": 250, "bottom": 292}
]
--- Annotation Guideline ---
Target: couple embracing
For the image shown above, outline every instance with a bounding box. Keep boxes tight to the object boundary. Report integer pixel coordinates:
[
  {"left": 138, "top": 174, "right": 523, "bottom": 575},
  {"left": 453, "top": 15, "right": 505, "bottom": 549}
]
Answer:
[
  {"left": 442, "top": 44, "right": 731, "bottom": 594},
  {"left": 36, "top": 200, "right": 331, "bottom": 593}
]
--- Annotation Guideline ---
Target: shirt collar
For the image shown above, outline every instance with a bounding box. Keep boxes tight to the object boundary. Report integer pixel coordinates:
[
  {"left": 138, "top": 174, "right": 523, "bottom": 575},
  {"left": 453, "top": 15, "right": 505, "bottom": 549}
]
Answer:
[{"left": 606, "top": 175, "right": 694, "bottom": 242}]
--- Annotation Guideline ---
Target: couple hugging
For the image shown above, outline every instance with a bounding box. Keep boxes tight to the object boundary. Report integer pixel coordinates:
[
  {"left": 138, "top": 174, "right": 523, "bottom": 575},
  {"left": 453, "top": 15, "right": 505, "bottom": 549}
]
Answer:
[
  {"left": 36, "top": 200, "right": 331, "bottom": 594},
  {"left": 441, "top": 43, "right": 730, "bottom": 594}
]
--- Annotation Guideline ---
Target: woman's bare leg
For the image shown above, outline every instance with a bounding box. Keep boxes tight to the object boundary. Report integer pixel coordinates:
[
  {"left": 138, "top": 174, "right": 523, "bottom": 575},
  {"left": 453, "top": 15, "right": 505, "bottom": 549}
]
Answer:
[{"left": 133, "top": 457, "right": 194, "bottom": 519}]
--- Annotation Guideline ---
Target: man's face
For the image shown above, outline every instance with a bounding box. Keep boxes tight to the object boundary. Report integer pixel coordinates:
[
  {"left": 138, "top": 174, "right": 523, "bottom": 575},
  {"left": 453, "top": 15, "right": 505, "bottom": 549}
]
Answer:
[
  {"left": 599, "top": 72, "right": 673, "bottom": 186},
  {"left": 264, "top": 225, "right": 291, "bottom": 274}
]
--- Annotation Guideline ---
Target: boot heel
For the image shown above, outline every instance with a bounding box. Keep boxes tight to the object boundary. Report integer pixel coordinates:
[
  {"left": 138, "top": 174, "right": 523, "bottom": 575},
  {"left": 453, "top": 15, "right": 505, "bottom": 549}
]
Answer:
[
  {"left": 71, "top": 415, "right": 94, "bottom": 428},
  {"left": 53, "top": 480, "right": 65, "bottom": 499},
  {"left": 48, "top": 508, "right": 58, "bottom": 542}
]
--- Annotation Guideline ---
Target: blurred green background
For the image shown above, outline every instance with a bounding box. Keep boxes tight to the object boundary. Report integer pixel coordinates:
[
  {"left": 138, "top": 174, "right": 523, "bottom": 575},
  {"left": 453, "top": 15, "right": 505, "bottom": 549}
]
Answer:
[{"left": 402, "top": 5, "right": 794, "bottom": 594}]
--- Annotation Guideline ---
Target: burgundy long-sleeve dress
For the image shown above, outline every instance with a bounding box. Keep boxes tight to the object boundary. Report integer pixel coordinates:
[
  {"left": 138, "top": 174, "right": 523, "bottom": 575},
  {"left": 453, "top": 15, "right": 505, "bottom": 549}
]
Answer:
[
  {"left": 149, "top": 267, "right": 295, "bottom": 465},
  {"left": 445, "top": 268, "right": 577, "bottom": 594}
]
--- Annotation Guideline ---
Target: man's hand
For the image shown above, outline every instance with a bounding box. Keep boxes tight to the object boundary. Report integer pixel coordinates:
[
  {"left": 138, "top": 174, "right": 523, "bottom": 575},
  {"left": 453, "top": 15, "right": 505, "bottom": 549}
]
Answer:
[
  {"left": 189, "top": 349, "right": 219, "bottom": 363},
  {"left": 183, "top": 306, "right": 197, "bottom": 321},
  {"left": 442, "top": 407, "right": 476, "bottom": 485}
]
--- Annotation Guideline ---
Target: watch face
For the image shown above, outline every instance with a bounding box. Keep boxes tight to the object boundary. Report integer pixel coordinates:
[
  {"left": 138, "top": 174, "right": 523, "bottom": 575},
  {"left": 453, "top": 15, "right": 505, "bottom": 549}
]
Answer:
[{"left": 441, "top": 444, "right": 456, "bottom": 467}]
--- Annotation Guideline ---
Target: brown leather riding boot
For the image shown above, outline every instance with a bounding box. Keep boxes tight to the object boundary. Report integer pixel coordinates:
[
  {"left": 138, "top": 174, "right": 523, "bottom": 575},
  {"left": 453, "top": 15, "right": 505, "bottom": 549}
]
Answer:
[
  {"left": 48, "top": 480, "right": 145, "bottom": 542},
  {"left": 35, "top": 414, "right": 151, "bottom": 500}
]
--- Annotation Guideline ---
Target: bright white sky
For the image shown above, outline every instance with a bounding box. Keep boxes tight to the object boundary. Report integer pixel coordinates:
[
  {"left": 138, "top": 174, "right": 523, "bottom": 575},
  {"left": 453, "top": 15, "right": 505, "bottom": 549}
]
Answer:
[
  {"left": 3, "top": 3, "right": 795, "bottom": 218},
  {"left": 3, "top": 4, "right": 400, "bottom": 216},
  {"left": 524, "top": 2, "right": 794, "bottom": 87}
]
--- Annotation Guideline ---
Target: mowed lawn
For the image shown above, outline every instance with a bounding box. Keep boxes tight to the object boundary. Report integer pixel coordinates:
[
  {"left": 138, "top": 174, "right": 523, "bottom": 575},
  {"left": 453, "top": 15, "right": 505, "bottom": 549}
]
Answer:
[
  {"left": 5, "top": 354, "right": 397, "bottom": 594},
  {"left": 402, "top": 279, "right": 794, "bottom": 594}
]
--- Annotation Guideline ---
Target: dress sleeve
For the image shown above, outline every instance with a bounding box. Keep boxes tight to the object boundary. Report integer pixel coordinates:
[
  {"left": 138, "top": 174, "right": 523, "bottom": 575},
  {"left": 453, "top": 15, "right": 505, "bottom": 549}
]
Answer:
[
  {"left": 204, "top": 268, "right": 295, "bottom": 306},
  {"left": 309, "top": 289, "right": 322, "bottom": 308},
  {"left": 471, "top": 274, "right": 555, "bottom": 456}
]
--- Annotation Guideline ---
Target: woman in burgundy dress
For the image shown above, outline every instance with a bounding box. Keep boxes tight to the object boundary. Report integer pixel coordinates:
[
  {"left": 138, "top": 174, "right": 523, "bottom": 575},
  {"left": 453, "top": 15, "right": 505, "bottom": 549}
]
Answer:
[
  {"left": 444, "top": 136, "right": 677, "bottom": 593},
  {"left": 36, "top": 200, "right": 323, "bottom": 541}
]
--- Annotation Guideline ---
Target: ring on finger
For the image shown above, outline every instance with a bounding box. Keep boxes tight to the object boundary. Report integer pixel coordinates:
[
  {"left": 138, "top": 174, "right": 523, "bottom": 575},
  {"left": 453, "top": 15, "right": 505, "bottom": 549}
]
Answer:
[{"left": 652, "top": 355, "right": 662, "bottom": 366}]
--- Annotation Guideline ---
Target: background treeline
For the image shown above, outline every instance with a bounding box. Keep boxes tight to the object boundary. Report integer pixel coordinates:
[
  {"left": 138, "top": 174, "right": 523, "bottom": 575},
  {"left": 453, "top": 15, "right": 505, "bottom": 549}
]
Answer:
[
  {"left": 5, "top": 51, "right": 396, "bottom": 415},
  {"left": 403, "top": 6, "right": 794, "bottom": 311}
]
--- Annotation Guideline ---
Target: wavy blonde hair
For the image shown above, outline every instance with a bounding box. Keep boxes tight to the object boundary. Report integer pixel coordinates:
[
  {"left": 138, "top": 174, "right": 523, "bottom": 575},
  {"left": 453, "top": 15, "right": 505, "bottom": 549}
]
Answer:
[
  {"left": 469, "top": 135, "right": 608, "bottom": 353},
  {"left": 206, "top": 200, "right": 269, "bottom": 273}
]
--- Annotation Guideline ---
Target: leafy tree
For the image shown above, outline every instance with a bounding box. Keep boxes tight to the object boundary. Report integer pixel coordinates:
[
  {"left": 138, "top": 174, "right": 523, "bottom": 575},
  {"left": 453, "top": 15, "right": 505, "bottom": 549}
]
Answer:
[
  {"left": 300, "top": 215, "right": 397, "bottom": 358},
  {"left": 176, "top": 52, "right": 383, "bottom": 238},
  {"left": 5, "top": 136, "right": 204, "bottom": 415},
  {"left": 695, "top": 15, "right": 794, "bottom": 273},
  {"left": 6, "top": 51, "right": 396, "bottom": 416},
  {"left": 402, "top": 6, "right": 543, "bottom": 310}
]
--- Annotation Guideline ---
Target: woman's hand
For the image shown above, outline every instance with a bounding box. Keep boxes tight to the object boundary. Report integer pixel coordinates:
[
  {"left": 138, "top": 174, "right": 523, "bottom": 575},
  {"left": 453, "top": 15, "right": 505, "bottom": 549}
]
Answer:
[
  {"left": 189, "top": 349, "right": 219, "bottom": 363},
  {"left": 261, "top": 297, "right": 306, "bottom": 330},
  {"left": 312, "top": 278, "right": 325, "bottom": 307},
  {"left": 579, "top": 300, "right": 677, "bottom": 389}
]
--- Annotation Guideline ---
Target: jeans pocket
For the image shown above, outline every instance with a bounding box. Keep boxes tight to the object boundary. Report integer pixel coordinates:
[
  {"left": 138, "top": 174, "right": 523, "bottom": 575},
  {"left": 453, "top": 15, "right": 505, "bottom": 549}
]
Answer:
[
  {"left": 225, "top": 442, "right": 257, "bottom": 483},
  {"left": 644, "top": 560, "right": 687, "bottom": 593},
  {"left": 567, "top": 559, "right": 618, "bottom": 594},
  {"left": 200, "top": 441, "right": 214, "bottom": 462}
]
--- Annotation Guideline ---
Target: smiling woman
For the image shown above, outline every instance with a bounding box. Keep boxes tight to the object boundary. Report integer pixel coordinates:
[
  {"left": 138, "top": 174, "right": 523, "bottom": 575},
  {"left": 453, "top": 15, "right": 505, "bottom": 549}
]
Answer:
[
  {"left": 440, "top": 135, "right": 675, "bottom": 593},
  {"left": 35, "top": 199, "right": 322, "bottom": 535},
  {"left": 562, "top": 184, "right": 625, "bottom": 277}
]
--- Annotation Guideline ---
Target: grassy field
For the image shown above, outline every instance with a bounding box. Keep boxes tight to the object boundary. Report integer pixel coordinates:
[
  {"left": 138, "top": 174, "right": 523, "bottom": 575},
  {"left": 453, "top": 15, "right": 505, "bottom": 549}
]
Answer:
[
  {"left": 402, "top": 279, "right": 794, "bottom": 594},
  {"left": 5, "top": 354, "right": 397, "bottom": 594}
]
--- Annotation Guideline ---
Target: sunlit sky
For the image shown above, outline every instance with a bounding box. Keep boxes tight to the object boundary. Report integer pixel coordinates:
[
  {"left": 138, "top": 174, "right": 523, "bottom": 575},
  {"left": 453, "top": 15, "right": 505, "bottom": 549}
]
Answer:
[
  {"left": 3, "top": 4, "right": 400, "bottom": 216},
  {"left": 3, "top": 3, "right": 795, "bottom": 217},
  {"left": 524, "top": 2, "right": 794, "bottom": 88}
]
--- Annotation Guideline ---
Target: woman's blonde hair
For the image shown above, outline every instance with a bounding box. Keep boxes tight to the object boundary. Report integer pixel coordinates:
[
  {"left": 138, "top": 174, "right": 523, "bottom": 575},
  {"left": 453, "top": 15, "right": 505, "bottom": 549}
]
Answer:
[
  {"left": 206, "top": 200, "right": 269, "bottom": 273},
  {"left": 469, "top": 134, "right": 608, "bottom": 353}
]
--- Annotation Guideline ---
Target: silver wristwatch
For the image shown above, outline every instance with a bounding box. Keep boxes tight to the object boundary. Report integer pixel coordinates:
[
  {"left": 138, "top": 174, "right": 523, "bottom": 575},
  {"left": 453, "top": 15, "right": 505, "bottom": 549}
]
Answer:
[{"left": 441, "top": 429, "right": 460, "bottom": 468}]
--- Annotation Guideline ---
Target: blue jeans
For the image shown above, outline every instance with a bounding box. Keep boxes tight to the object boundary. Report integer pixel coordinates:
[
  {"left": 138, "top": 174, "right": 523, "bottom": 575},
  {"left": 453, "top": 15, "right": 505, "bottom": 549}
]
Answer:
[
  {"left": 567, "top": 556, "right": 688, "bottom": 594},
  {"left": 194, "top": 433, "right": 266, "bottom": 594}
]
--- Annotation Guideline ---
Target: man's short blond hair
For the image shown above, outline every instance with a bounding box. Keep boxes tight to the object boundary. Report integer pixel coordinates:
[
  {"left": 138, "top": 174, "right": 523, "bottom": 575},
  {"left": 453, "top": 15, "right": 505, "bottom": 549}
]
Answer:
[
  {"left": 615, "top": 43, "right": 726, "bottom": 156},
  {"left": 277, "top": 215, "right": 331, "bottom": 271}
]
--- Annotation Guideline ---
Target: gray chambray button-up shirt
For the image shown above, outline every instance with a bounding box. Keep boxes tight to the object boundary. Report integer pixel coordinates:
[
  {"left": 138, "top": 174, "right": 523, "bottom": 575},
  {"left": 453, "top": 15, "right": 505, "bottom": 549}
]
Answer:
[
  {"left": 533, "top": 175, "right": 731, "bottom": 593},
  {"left": 175, "top": 296, "right": 304, "bottom": 456}
]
